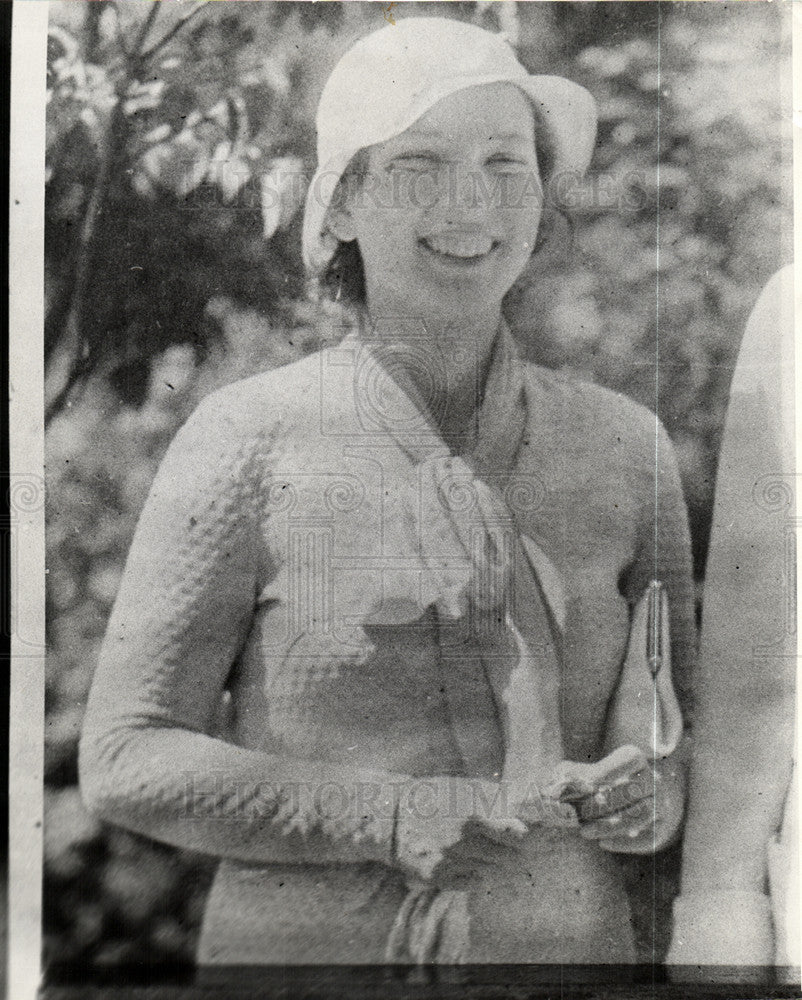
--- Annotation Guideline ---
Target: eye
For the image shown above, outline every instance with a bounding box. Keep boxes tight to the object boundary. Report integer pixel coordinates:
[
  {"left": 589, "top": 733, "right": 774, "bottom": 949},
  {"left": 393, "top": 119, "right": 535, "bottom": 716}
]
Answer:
[
  {"left": 387, "top": 154, "right": 443, "bottom": 174},
  {"left": 487, "top": 154, "right": 530, "bottom": 172}
]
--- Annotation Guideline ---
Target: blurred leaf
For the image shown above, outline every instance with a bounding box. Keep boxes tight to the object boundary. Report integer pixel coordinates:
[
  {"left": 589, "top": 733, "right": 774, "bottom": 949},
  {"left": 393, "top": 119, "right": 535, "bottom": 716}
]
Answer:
[
  {"left": 260, "top": 155, "right": 304, "bottom": 238},
  {"left": 102, "top": 853, "right": 179, "bottom": 924},
  {"left": 140, "top": 128, "right": 214, "bottom": 197},
  {"left": 578, "top": 45, "right": 632, "bottom": 79}
]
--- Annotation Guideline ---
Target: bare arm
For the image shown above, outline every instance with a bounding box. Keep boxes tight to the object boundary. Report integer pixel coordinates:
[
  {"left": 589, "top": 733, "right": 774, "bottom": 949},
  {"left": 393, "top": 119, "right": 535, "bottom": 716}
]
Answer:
[
  {"left": 679, "top": 271, "right": 795, "bottom": 891},
  {"left": 668, "top": 267, "right": 795, "bottom": 969}
]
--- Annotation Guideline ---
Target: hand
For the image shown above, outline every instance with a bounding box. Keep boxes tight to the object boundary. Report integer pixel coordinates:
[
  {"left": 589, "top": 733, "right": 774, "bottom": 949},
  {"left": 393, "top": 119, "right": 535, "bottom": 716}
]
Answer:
[
  {"left": 510, "top": 782, "right": 582, "bottom": 830},
  {"left": 666, "top": 890, "right": 774, "bottom": 982},
  {"left": 539, "top": 744, "right": 649, "bottom": 831},
  {"left": 579, "top": 753, "right": 685, "bottom": 854},
  {"left": 393, "top": 777, "right": 526, "bottom": 882},
  {"left": 502, "top": 746, "right": 649, "bottom": 832}
]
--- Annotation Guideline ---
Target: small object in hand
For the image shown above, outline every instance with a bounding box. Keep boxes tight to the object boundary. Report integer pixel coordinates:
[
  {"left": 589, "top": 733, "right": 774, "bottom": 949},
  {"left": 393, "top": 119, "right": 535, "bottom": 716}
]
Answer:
[
  {"left": 546, "top": 744, "right": 654, "bottom": 827},
  {"left": 575, "top": 776, "right": 654, "bottom": 822},
  {"left": 580, "top": 797, "right": 657, "bottom": 842},
  {"left": 548, "top": 745, "right": 648, "bottom": 808}
]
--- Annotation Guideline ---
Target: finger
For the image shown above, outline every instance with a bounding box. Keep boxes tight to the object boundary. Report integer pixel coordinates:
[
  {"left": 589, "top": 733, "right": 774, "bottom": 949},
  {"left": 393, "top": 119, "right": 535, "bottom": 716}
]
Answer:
[
  {"left": 579, "top": 799, "right": 656, "bottom": 840},
  {"left": 540, "top": 799, "right": 582, "bottom": 828},
  {"left": 598, "top": 834, "right": 657, "bottom": 854},
  {"left": 547, "top": 748, "right": 652, "bottom": 805},
  {"left": 576, "top": 778, "right": 655, "bottom": 821},
  {"left": 584, "top": 745, "right": 649, "bottom": 789},
  {"left": 516, "top": 797, "right": 579, "bottom": 828}
]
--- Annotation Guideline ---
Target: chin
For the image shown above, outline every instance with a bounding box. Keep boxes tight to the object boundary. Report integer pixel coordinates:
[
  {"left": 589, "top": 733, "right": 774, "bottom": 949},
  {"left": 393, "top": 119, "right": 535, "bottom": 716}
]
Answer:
[
  {"left": 369, "top": 268, "right": 512, "bottom": 320},
  {"left": 428, "top": 269, "right": 516, "bottom": 306}
]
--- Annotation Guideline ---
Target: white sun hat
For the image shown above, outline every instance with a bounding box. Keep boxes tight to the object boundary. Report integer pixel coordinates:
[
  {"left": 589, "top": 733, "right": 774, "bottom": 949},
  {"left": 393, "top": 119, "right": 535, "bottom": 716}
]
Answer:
[{"left": 302, "top": 16, "right": 597, "bottom": 273}]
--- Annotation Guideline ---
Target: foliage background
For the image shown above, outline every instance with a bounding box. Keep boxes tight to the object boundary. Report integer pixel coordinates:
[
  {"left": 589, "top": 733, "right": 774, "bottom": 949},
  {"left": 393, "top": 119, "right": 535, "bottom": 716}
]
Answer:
[{"left": 43, "top": 0, "right": 792, "bottom": 971}]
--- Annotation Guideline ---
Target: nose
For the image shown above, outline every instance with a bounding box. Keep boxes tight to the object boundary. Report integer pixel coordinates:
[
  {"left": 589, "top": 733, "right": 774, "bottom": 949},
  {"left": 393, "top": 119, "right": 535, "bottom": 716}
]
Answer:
[{"left": 442, "top": 161, "right": 489, "bottom": 224}]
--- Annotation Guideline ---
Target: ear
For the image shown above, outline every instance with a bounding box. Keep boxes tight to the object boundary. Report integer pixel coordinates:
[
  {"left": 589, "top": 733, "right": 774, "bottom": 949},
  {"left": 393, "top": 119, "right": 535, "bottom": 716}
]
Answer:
[{"left": 325, "top": 201, "right": 357, "bottom": 244}]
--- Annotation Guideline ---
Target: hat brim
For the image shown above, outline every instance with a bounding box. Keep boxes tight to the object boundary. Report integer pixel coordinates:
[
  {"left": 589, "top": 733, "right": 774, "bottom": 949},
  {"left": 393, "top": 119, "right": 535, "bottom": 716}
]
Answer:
[{"left": 302, "top": 73, "right": 596, "bottom": 273}]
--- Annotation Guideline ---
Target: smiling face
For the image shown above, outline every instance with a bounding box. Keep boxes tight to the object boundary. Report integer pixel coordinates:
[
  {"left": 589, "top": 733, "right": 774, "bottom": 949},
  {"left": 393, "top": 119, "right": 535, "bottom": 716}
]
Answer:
[{"left": 330, "top": 83, "right": 544, "bottom": 322}]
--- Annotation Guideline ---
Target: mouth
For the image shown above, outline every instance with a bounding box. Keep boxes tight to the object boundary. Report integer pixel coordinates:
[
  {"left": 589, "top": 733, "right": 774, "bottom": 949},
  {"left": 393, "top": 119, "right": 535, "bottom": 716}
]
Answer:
[{"left": 419, "top": 233, "right": 498, "bottom": 263}]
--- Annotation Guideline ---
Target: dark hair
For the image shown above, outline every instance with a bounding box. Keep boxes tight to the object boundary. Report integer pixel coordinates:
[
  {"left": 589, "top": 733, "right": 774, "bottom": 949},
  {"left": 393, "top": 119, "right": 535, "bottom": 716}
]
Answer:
[
  {"left": 321, "top": 148, "right": 369, "bottom": 304},
  {"left": 321, "top": 105, "right": 566, "bottom": 306}
]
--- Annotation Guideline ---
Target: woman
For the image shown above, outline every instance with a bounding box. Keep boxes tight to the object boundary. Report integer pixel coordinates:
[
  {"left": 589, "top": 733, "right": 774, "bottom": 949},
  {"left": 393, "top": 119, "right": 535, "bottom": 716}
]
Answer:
[{"left": 80, "top": 17, "right": 695, "bottom": 966}]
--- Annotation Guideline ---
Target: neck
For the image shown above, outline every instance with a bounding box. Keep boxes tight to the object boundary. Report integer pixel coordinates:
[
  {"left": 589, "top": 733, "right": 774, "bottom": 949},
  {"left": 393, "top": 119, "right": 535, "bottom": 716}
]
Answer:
[
  {"left": 362, "top": 302, "right": 501, "bottom": 389},
  {"left": 360, "top": 302, "right": 503, "bottom": 451}
]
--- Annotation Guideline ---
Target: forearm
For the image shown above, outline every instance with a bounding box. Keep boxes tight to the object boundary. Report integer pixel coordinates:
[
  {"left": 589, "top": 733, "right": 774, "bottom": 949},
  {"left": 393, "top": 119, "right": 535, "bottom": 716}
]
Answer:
[
  {"left": 665, "top": 680, "right": 785, "bottom": 970},
  {"left": 680, "top": 686, "right": 793, "bottom": 893},
  {"left": 79, "top": 718, "right": 520, "bottom": 877},
  {"left": 79, "top": 720, "right": 406, "bottom": 866}
]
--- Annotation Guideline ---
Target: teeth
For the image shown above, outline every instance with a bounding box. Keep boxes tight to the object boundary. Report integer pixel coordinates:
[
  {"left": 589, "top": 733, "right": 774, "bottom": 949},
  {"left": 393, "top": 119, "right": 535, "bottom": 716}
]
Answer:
[{"left": 423, "top": 234, "right": 493, "bottom": 259}]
